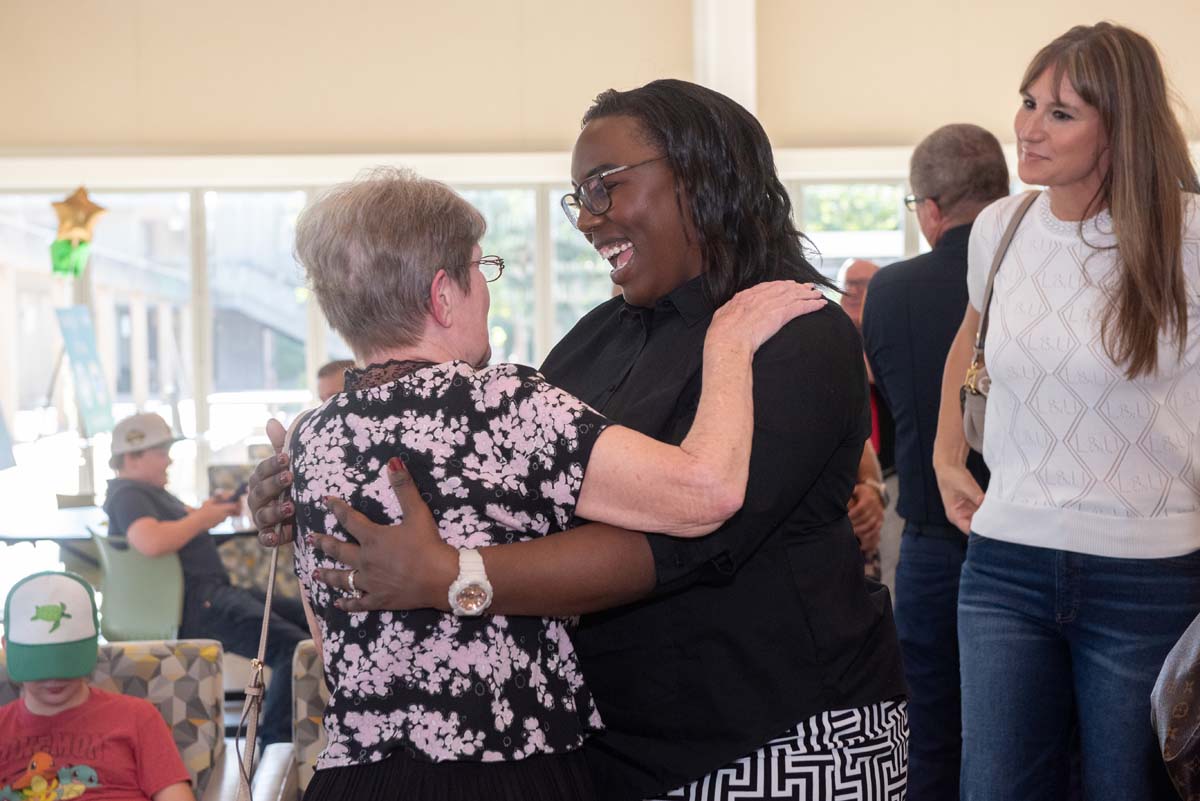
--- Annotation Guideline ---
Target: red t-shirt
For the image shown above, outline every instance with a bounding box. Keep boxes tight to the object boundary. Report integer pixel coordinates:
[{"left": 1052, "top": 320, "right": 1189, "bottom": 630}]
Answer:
[{"left": 0, "top": 686, "right": 191, "bottom": 800}]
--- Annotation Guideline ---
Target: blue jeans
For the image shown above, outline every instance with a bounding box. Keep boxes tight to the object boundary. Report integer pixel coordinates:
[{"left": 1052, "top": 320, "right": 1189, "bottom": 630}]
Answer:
[
  {"left": 894, "top": 522, "right": 967, "bottom": 801},
  {"left": 181, "top": 582, "right": 310, "bottom": 745},
  {"left": 958, "top": 534, "right": 1200, "bottom": 801}
]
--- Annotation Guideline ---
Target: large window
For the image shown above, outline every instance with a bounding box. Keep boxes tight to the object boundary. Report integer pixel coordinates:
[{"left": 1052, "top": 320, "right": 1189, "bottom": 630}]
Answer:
[
  {"left": 460, "top": 189, "right": 537, "bottom": 366},
  {"left": 792, "top": 182, "right": 908, "bottom": 280},
  {"left": 0, "top": 150, "right": 954, "bottom": 538},
  {"left": 206, "top": 191, "right": 310, "bottom": 477},
  {"left": 0, "top": 194, "right": 66, "bottom": 429},
  {"left": 550, "top": 188, "right": 614, "bottom": 344},
  {"left": 90, "top": 192, "right": 194, "bottom": 498},
  {"left": 208, "top": 191, "right": 308, "bottom": 393}
]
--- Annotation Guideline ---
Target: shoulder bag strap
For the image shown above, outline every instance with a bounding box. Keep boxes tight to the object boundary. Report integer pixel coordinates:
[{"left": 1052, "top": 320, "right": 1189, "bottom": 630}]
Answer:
[
  {"left": 972, "top": 190, "right": 1040, "bottom": 358},
  {"left": 235, "top": 407, "right": 318, "bottom": 801}
]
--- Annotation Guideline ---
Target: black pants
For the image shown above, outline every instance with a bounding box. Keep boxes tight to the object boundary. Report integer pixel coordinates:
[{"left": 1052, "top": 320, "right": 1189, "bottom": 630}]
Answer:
[
  {"left": 181, "top": 581, "right": 309, "bottom": 744},
  {"left": 304, "top": 748, "right": 595, "bottom": 801}
]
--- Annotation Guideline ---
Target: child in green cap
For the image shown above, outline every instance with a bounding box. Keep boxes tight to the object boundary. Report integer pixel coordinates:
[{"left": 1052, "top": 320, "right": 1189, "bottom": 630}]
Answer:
[{"left": 0, "top": 571, "right": 194, "bottom": 800}]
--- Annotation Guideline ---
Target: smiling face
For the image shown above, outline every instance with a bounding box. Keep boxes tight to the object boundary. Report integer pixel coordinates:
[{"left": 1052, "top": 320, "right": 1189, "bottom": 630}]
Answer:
[
  {"left": 1015, "top": 67, "right": 1109, "bottom": 204},
  {"left": 569, "top": 115, "right": 703, "bottom": 307},
  {"left": 121, "top": 445, "right": 172, "bottom": 488}
]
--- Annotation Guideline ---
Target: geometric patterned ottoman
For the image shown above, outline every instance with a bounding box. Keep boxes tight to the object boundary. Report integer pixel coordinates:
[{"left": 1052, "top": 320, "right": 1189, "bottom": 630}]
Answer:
[
  {"left": 292, "top": 639, "right": 329, "bottom": 794},
  {"left": 0, "top": 639, "right": 226, "bottom": 798},
  {"left": 218, "top": 539, "right": 301, "bottom": 601}
]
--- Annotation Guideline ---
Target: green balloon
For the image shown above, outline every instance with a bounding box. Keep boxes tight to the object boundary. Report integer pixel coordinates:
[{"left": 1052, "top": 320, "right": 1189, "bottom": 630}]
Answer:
[{"left": 50, "top": 239, "right": 91, "bottom": 277}]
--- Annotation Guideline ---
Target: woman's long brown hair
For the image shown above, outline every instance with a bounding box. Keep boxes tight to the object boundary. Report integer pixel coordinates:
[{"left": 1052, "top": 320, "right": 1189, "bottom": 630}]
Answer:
[{"left": 1021, "top": 23, "right": 1199, "bottom": 378}]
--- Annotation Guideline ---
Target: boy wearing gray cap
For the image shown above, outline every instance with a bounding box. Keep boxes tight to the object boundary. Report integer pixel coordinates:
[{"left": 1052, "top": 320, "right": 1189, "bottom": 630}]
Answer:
[
  {"left": 0, "top": 571, "right": 193, "bottom": 800},
  {"left": 104, "top": 412, "right": 308, "bottom": 746}
]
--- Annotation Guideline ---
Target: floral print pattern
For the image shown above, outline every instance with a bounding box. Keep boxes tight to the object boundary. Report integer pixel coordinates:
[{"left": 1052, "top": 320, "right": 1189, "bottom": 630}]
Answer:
[{"left": 290, "top": 360, "right": 609, "bottom": 769}]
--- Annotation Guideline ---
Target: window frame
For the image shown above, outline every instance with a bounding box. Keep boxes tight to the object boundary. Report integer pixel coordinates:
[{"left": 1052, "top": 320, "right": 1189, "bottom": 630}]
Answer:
[{"left": 8, "top": 141, "right": 1194, "bottom": 493}]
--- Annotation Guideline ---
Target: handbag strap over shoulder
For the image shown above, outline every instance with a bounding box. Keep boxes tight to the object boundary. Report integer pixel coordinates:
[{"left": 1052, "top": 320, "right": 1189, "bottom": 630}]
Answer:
[
  {"left": 234, "top": 407, "right": 318, "bottom": 801},
  {"left": 974, "top": 190, "right": 1040, "bottom": 355}
]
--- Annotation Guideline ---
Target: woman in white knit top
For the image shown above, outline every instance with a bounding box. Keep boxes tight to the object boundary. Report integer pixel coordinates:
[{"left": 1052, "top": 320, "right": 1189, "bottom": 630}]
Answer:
[{"left": 934, "top": 23, "right": 1200, "bottom": 801}]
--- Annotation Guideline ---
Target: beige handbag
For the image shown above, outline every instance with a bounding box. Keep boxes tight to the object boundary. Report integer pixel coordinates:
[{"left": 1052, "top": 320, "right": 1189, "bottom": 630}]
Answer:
[{"left": 960, "top": 191, "right": 1040, "bottom": 452}]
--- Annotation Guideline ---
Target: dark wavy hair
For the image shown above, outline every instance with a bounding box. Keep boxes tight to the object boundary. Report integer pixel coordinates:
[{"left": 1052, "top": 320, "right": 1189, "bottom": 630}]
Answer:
[{"left": 581, "top": 79, "right": 832, "bottom": 305}]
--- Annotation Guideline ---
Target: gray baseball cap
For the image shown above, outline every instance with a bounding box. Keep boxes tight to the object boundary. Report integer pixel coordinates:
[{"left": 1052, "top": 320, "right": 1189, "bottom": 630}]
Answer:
[{"left": 110, "top": 412, "right": 182, "bottom": 456}]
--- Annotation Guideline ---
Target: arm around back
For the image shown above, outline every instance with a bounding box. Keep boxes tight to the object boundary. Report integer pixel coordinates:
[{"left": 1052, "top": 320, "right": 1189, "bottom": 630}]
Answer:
[
  {"left": 646, "top": 305, "right": 869, "bottom": 592},
  {"left": 573, "top": 338, "right": 752, "bottom": 538},
  {"left": 574, "top": 280, "right": 827, "bottom": 537},
  {"left": 319, "top": 304, "right": 863, "bottom": 616}
]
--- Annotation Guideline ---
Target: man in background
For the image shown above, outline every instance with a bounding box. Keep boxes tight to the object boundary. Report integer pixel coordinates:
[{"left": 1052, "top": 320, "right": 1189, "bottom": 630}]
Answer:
[
  {"left": 837, "top": 259, "right": 879, "bottom": 333},
  {"left": 861, "top": 123, "right": 1006, "bottom": 800},
  {"left": 316, "top": 359, "right": 355, "bottom": 402},
  {"left": 838, "top": 258, "right": 891, "bottom": 580}
]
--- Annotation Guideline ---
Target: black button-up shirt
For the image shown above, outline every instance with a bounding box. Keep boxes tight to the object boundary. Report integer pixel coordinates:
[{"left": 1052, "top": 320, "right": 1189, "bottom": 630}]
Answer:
[
  {"left": 861, "top": 224, "right": 990, "bottom": 527},
  {"left": 541, "top": 275, "right": 907, "bottom": 800}
]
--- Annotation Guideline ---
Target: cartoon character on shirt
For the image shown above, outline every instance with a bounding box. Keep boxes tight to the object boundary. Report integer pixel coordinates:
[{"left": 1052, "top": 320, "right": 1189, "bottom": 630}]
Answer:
[
  {"left": 1, "top": 753, "right": 100, "bottom": 800},
  {"left": 10, "top": 752, "right": 55, "bottom": 792},
  {"left": 55, "top": 766, "right": 100, "bottom": 800},
  {"left": 18, "top": 775, "right": 57, "bottom": 801}
]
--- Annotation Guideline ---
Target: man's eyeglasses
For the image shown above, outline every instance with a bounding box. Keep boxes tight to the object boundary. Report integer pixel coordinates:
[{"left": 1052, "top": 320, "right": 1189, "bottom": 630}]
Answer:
[
  {"left": 560, "top": 156, "right": 667, "bottom": 228},
  {"left": 904, "top": 194, "right": 937, "bottom": 212},
  {"left": 472, "top": 255, "right": 505, "bottom": 283}
]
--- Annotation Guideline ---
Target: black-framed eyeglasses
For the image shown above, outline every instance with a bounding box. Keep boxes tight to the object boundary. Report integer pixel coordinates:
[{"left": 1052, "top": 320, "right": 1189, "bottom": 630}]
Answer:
[
  {"left": 904, "top": 193, "right": 937, "bottom": 212},
  {"left": 560, "top": 156, "right": 667, "bottom": 228},
  {"left": 472, "top": 255, "right": 505, "bottom": 282}
]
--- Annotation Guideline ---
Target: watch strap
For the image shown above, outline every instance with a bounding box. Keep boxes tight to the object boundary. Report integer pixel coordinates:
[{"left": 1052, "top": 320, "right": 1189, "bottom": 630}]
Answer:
[
  {"left": 458, "top": 548, "right": 487, "bottom": 582},
  {"left": 862, "top": 478, "right": 890, "bottom": 507}
]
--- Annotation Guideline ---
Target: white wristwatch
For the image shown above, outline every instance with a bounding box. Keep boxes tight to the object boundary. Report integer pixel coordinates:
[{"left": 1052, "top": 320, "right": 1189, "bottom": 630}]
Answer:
[
  {"left": 862, "top": 478, "right": 891, "bottom": 508},
  {"left": 448, "top": 548, "right": 493, "bottom": 617}
]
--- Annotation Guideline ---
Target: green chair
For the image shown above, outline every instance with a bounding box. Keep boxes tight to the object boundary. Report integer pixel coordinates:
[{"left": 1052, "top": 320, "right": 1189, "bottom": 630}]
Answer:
[
  {"left": 55, "top": 494, "right": 103, "bottom": 586},
  {"left": 90, "top": 529, "right": 185, "bottom": 641}
]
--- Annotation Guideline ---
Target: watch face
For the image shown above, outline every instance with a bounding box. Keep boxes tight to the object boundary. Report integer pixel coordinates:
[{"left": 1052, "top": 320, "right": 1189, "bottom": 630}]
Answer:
[{"left": 455, "top": 583, "right": 490, "bottom": 614}]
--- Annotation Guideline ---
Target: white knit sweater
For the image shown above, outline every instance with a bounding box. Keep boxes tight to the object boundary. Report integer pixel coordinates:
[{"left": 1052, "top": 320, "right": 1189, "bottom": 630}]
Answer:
[{"left": 967, "top": 191, "right": 1200, "bottom": 558}]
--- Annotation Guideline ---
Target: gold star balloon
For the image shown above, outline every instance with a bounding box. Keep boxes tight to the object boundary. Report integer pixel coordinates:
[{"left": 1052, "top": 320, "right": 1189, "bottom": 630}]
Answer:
[
  {"left": 50, "top": 187, "right": 105, "bottom": 277},
  {"left": 53, "top": 187, "right": 105, "bottom": 244}
]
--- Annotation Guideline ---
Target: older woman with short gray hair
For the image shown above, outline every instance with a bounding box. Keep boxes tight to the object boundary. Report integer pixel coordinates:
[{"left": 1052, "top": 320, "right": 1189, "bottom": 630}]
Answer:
[
  {"left": 280, "top": 167, "right": 824, "bottom": 800},
  {"left": 299, "top": 167, "right": 487, "bottom": 356}
]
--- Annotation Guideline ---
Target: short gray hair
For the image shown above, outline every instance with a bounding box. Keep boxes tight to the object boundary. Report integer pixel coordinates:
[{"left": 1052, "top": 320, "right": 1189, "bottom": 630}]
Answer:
[
  {"left": 909, "top": 124, "right": 1009, "bottom": 218},
  {"left": 295, "top": 167, "right": 486, "bottom": 357}
]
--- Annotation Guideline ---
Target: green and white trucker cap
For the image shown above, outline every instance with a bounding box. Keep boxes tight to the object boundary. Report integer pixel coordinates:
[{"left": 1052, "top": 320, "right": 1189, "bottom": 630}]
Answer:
[{"left": 3, "top": 572, "right": 99, "bottom": 682}]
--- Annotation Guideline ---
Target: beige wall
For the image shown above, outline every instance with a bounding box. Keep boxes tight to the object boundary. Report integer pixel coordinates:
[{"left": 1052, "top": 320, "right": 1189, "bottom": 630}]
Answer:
[
  {"left": 5, "top": 1, "right": 1199, "bottom": 155},
  {"left": 0, "top": 0, "right": 692, "bottom": 154},
  {"left": 759, "top": 0, "right": 1200, "bottom": 148}
]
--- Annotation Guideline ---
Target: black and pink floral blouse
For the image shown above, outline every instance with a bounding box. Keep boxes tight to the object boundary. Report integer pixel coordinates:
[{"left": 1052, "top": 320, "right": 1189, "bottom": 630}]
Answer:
[{"left": 290, "top": 360, "right": 610, "bottom": 769}]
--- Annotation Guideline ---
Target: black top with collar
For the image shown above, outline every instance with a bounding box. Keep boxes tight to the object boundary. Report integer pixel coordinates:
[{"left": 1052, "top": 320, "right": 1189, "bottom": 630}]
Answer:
[
  {"left": 861, "top": 224, "right": 990, "bottom": 527},
  {"left": 541, "top": 275, "right": 907, "bottom": 800}
]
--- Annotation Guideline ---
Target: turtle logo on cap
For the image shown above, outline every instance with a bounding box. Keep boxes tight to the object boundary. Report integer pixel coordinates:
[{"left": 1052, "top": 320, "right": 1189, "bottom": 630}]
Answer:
[{"left": 31, "top": 602, "right": 72, "bottom": 633}]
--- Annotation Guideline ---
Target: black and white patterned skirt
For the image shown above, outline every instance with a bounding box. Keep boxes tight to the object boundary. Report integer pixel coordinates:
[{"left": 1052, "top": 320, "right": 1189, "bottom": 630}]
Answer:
[{"left": 647, "top": 700, "right": 908, "bottom": 801}]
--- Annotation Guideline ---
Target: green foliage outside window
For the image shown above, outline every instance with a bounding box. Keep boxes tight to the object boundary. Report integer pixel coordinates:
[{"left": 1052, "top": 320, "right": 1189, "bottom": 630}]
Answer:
[
  {"left": 803, "top": 184, "right": 902, "bottom": 232},
  {"left": 461, "top": 189, "right": 537, "bottom": 365}
]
